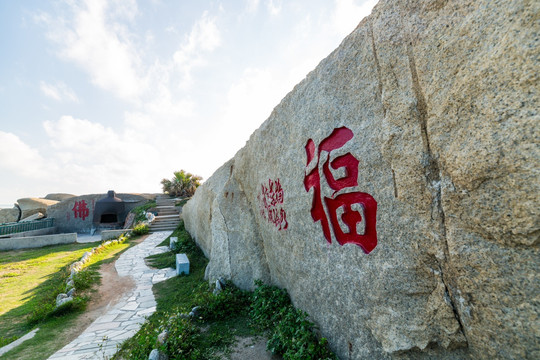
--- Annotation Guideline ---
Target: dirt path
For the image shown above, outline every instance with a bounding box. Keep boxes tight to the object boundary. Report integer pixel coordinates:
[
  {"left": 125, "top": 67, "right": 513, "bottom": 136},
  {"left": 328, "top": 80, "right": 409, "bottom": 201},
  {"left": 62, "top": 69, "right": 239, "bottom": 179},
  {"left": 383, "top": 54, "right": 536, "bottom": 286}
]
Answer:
[
  {"left": 49, "top": 237, "right": 147, "bottom": 354},
  {"left": 228, "top": 336, "right": 281, "bottom": 360}
]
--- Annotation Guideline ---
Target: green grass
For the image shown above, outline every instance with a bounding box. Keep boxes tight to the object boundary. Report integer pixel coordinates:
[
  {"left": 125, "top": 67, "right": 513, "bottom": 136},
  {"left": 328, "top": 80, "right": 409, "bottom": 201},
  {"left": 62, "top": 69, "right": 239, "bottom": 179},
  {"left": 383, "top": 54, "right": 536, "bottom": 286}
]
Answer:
[
  {"left": 0, "top": 242, "right": 99, "bottom": 339},
  {"left": 117, "top": 222, "right": 337, "bottom": 360},
  {"left": 0, "top": 235, "right": 140, "bottom": 360},
  {"left": 115, "top": 222, "right": 256, "bottom": 360}
]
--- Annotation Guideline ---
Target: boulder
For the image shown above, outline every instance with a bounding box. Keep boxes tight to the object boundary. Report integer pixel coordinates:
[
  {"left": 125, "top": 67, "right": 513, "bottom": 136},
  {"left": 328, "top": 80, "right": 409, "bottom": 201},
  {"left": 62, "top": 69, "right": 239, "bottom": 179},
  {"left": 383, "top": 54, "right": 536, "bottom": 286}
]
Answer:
[
  {"left": 17, "top": 198, "right": 58, "bottom": 219},
  {"left": 183, "top": 1, "right": 538, "bottom": 359},
  {"left": 19, "top": 212, "right": 45, "bottom": 222},
  {"left": 44, "top": 193, "right": 77, "bottom": 201},
  {"left": 148, "top": 349, "right": 168, "bottom": 360},
  {"left": 0, "top": 207, "right": 20, "bottom": 224}
]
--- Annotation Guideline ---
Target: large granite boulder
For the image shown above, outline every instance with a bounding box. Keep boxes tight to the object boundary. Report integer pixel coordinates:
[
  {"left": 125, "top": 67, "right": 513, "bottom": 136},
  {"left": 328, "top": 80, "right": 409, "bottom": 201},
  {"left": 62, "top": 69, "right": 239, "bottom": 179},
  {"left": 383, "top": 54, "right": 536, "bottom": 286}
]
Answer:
[
  {"left": 0, "top": 207, "right": 20, "bottom": 224},
  {"left": 183, "top": 0, "right": 538, "bottom": 359},
  {"left": 44, "top": 193, "right": 77, "bottom": 202},
  {"left": 17, "top": 197, "right": 59, "bottom": 220}
]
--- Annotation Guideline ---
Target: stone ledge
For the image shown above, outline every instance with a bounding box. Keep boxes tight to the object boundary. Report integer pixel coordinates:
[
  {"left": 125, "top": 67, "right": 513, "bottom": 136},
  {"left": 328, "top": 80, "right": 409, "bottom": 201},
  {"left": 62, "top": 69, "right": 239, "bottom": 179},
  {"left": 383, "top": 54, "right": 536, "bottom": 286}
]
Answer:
[{"left": 0, "top": 233, "right": 76, "bottom": 251}]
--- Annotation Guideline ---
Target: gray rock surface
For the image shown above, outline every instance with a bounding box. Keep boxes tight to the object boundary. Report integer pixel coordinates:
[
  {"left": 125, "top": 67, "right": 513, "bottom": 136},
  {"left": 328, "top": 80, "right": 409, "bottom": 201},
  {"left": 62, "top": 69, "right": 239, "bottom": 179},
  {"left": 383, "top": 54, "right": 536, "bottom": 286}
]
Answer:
[
  {"left": 183, "top": 1, "right": 539, "bottom": 359},
  {"left": 19, "top": 212, "right": 45, "bottom": 222},
  {"left": 0, "top": 207, "right": 20, "bottom": 224},
  {"left": 46, "top": 193, "right": 148, "bottom": 233},
  {"left": 56, "top": 294, "right": 73, "bottom": 307},
  {"left": 17, "top": 197, "right": 58, "bottom": 219},
  {"left": 148, "top": 349, "right": 168, "bottom": 360},
  {"left": 44, "top": 193, "right": 77, "bottom": 201}
]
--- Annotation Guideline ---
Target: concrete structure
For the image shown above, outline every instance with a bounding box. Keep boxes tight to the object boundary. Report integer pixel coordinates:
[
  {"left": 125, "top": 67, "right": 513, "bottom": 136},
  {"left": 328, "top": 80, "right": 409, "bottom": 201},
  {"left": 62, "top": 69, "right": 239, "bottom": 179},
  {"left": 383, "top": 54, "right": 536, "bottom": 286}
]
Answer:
[
  {"left": 47, "top": 193, "right": 154, "bottom": 234},
  {"left": 0, "top": 233, "right": 76, "bottom": 251},
  {"left": 175, "top": 253, "right": 190, "bottom": 275},
  {"left": 0, "top": 227, "right": 57, "bottom": 239},
  {"left": 101, "top": 230, "right": 127, "bottom": 241}
]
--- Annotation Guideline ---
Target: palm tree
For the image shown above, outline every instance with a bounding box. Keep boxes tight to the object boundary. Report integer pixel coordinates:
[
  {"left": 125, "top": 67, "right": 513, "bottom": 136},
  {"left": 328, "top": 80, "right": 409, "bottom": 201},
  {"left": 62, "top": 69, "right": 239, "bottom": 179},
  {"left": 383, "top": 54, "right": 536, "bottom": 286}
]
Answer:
[{"left": 161, "top": 170, "right": 202, "bottom": 197}]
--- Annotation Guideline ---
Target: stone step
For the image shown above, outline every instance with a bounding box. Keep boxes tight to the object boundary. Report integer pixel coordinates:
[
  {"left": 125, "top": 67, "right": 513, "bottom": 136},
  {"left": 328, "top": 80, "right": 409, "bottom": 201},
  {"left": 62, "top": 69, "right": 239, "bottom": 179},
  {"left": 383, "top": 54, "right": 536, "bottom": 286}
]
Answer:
[
  {"left": 158, "top": 210, "right": 179, "bottom": 216},
  {"left": 152, "top": 222, "right": 180, "bottom": 227},
  {"left": 149, "top": 227, "right": 178, "bottom": 232}
]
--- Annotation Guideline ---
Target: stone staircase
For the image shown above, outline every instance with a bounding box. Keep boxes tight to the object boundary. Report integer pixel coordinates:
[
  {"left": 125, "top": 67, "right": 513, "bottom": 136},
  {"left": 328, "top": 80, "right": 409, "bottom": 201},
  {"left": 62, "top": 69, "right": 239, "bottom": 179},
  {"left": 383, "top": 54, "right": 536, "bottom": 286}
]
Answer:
[{"left": 149, "top": 195, "right": 181, "bottom": 233}]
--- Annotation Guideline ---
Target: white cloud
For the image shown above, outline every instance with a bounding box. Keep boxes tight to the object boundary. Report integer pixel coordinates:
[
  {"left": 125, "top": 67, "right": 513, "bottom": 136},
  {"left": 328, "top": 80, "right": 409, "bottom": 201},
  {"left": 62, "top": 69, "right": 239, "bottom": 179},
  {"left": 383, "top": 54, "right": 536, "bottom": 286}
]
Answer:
[
  {"left": 332, "top": 0, "right": 377, "bottom": 35},
  {"left": 266, "top": 0, "right": 282, "bottom": 16},
  {"left": 40, "top": 81, "right": 80, "bottom": 102},
  {"left": 41, "top": 115, "right": 163, "bottom": 194},
  {"left": 173, "top": 11, "right": 221, "bottom": 88},
  {"left": 0, "top": 132, "right": 47, "bottom": 177},
  {"left": 42, "top": 0, "right": 145, "bottom": 101},
  {"left": 244, "top": 0, "right": 260, "bottom": 13}
]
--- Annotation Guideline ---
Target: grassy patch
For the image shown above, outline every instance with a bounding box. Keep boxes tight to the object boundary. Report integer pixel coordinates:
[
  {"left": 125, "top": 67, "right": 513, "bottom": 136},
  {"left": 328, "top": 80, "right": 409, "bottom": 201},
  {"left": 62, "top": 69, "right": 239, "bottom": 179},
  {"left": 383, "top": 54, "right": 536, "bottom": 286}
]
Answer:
[
  {"left": 116, "top": 222, "right": 336, "bottom": 360},
  {"left": 116, "top": 222, "right": 255, "bottom": 360},
  {"left": 0, "top": 235, "right": 139, "bottom": 359},
  {"left": 0, "top": 242, "right": 98, "bottom": 339}
]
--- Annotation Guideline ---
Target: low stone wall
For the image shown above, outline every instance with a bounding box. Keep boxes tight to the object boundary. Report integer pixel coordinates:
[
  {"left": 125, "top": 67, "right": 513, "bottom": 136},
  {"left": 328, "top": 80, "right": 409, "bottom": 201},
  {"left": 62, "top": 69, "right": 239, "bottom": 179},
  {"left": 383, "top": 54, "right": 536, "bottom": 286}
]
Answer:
[
  {"left": 1, "top": 227, "right": 57, "bottom": 239},
  {"left": 0, "top": 233, "right": 77, "bottom": 251},
  {"left": 101, "top": 230, "right": 127, "bottom": 241},
  {"left": 182, "top": 0, "right": 538, "bottom": 359}
]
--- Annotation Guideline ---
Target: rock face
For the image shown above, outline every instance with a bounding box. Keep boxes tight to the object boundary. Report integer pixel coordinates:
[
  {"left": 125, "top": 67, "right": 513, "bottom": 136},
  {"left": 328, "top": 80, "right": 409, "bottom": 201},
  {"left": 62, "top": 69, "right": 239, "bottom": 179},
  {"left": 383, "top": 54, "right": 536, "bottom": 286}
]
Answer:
[
  {"left": 44, "top": 193, "right": 77, "bottom": 202},
  {"left": 17, "top": 197, "right": 59, "bottom": 220},
  {"left": 47, "top": 193, "right": 149, "bottom": 233},
  {"left": 183, "top": 1, "right": 539, "bottom": 359},
  {"left": 0, "top": 207, "right": 20, "bottom": 224}
]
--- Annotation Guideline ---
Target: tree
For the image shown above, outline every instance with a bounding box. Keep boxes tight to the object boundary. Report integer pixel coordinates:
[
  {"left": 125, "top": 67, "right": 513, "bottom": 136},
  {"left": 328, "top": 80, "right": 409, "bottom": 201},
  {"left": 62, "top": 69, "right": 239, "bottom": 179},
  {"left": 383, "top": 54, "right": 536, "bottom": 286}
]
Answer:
[{"left": 161, "top": 170, "right": 202, "bottom": 197}]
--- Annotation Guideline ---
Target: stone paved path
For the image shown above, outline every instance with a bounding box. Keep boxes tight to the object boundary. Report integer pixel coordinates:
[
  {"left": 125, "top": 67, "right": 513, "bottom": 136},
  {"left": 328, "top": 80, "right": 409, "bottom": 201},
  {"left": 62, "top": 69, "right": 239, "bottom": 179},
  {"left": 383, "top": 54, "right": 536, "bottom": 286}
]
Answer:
[{"left": 48, "top": 231, "right": 176, "bottom": 360}]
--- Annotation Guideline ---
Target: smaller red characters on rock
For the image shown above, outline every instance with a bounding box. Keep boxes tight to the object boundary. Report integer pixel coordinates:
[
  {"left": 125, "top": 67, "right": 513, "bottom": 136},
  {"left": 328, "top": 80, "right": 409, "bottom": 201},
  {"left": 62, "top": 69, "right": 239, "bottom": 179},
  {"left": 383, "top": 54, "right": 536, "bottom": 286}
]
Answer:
[
  {"left": 258, "top": 178, "right": 288, "bottom": 230},
  {"left": 72, "top": 200, "right": 90, "bottom": 221}
]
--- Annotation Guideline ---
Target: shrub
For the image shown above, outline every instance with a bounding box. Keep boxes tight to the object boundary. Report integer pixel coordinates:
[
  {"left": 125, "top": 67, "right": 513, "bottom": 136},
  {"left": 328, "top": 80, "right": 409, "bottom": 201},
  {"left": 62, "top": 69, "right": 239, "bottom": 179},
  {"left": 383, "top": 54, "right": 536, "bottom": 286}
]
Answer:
[
  {"left": 162, "top": 316, "right": 202, "bottom": 359},
  {"left": 250, "top": 280, "right": 291, "bottom": 329},
  {"left": 161, "top": 170, "right": 202, "bottom": 197},
  {"left": 132, "top": 223, "right": 150, "bottom": 235},
  {"left": 196, "top": 282, "right": 251, "bottom": 321},
  {"left": 72, "top": 269, "right": 100, "bottom": 291},
  {"left": 250, "top": 281, "right": 336, "bottom": 360}
]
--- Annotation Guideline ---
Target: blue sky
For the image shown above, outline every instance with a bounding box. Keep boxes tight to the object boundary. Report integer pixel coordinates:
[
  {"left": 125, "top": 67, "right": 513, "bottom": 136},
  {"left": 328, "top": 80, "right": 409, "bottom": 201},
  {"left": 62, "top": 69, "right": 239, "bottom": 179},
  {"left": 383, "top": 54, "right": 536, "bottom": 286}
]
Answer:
[{"left": 0, "top": 0, "right": 376, "bottom": 206}]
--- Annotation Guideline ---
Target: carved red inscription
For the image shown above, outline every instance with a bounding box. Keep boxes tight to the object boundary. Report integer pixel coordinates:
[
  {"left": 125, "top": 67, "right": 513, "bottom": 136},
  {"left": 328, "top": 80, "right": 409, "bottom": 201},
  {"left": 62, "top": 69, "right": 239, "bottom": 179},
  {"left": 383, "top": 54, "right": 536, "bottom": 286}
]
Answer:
[
  {"left": 258, "top": 178, "right": 288, "bottom": 230},
  {"left": 304, "top": 126, "right": 378, "bottom": 254},
  {"left": 72, "top": 200, "right": 90, "bottom": 221}
]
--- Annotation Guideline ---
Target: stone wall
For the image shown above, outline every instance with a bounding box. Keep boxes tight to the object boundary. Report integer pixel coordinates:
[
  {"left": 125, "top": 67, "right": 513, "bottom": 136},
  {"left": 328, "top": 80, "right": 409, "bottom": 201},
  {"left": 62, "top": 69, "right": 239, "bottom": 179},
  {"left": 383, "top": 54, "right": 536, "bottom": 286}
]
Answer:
[
  {"left": 182, "top": 0, "right": 538, "bottom": 359},
  {"left": 47, "top": 193, "right": 154, "bottom": 233},
  {"left": 0, "top": 233, "right": 76, "bottom": 251}
]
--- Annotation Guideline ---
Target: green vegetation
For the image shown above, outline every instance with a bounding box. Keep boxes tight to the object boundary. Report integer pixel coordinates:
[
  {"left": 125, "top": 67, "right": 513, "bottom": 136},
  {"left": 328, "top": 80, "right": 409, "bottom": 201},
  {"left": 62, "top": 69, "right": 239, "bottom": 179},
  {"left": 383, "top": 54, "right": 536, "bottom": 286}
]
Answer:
[
  {"left": 116, "top": 221, "right": 336, "bottom": 360},
  {"left": 131, "top": 200, "right": 157, "bottom": 224},
  {"left": 132, "top": 222, "right": 150, "bottom": 235},
  {"left": 0, "top": 235, "right": 139, "bottom": 360},
  {"left": 176, "top": 197, "right": 191, "bottom": 207},
  {"left": 0, "top": 242, "right": 97, "bottom": 340},
  {"left": 161, "top": 170, "right": 202, "bottom": 197},
  {"left": 251, "top": 281, "right": 337, "bottom": 360}
]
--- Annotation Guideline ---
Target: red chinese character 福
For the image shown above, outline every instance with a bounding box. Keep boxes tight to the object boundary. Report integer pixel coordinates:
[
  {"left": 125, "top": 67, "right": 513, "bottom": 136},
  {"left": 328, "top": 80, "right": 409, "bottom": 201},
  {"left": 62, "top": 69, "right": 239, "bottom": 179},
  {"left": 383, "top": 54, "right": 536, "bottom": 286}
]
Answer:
[
  {"left": 72, "top": 200, "right": 90, "bottom": 221},
  {"left": 304, "top": 127, "right": 377, "bottom": 254}
]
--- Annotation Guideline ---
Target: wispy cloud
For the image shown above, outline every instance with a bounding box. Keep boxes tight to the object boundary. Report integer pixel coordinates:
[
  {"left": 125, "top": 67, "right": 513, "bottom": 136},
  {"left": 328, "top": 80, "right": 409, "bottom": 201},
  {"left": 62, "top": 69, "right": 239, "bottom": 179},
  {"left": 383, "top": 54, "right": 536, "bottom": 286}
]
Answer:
[
  {"left": 173, "top": 11, "right": 221, "bottom": 88},
  {"left": 0, "top": 132, "right": 47, "bottom": 177},
  {"left": 38, "top": 0, "right": 145, "bottom": 101},
  {"left": 266, "top": 0, "right": 282, "bottom": 15},
  {"left": 40, "top": 81, "right": 79, "bottom": 102}
]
